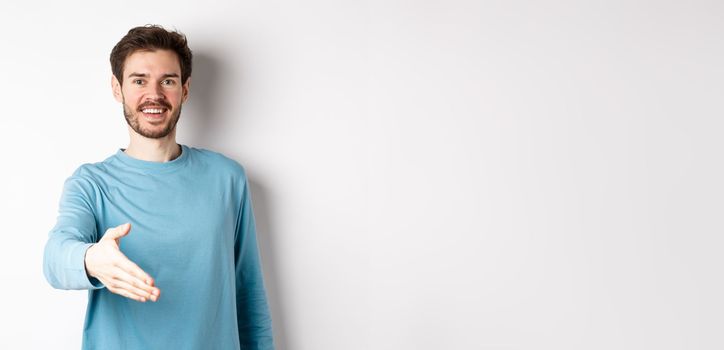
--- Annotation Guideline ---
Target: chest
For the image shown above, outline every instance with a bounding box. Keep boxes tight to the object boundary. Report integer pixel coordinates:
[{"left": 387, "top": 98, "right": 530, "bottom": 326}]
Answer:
[{"left": 95, "top": 172, "right": 239, "bottom": 259}]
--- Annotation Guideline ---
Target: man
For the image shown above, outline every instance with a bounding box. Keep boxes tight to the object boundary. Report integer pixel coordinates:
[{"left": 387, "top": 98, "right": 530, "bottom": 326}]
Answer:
[{"left": 42, "top": 25, "right": 275, "bottom": 350}]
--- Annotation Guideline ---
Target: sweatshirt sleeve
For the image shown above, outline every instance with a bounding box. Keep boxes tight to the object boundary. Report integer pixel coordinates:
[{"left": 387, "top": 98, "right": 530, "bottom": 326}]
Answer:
[
  {"left": 43, "top": 173, "right": 104, "bottom": 290},
  {"left": 234, "top": 172, "right": 275, "bottom": 350}
]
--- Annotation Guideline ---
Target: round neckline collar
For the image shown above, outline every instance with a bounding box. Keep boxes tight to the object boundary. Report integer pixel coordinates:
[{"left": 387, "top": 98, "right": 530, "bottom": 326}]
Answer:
[{"left": 114, "top": 144, "right": 189, "bottom": 172}]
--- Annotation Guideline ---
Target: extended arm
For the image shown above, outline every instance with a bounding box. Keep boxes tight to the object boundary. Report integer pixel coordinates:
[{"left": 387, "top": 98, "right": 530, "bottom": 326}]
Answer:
[
  {"left": 43, "top": 173, "right": 159, "bottom": 302},
  {"left": 43, "top": 175, "right": 103, "bottom": 290}
]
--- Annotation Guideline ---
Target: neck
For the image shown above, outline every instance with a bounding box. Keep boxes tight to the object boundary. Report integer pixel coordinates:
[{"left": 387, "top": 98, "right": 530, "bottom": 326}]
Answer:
[{"left": 124, "top": 126, "right": 181, "bottom": 162}]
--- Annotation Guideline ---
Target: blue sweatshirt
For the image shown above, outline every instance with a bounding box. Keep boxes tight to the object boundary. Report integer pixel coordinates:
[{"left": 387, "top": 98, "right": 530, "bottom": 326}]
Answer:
[{"left": 43, "top": 144, "right": 274, "bottom": 350}]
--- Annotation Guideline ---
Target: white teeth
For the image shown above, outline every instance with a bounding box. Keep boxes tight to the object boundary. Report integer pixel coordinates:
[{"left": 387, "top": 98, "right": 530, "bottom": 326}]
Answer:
[{"left": 142, "top": 108, "right": 164, "bottom": 114}]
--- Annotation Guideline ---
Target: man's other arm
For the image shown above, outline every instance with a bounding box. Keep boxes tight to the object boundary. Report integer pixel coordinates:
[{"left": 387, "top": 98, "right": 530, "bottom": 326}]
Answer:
[{"left": 235, "top": 174, "right": 275, "bottom": 350}]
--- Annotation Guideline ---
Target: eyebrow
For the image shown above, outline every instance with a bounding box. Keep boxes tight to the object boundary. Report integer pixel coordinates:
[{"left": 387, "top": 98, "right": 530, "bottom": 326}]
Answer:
[{"left": 127, "top": 73, "right": 180, "bottom": 79}]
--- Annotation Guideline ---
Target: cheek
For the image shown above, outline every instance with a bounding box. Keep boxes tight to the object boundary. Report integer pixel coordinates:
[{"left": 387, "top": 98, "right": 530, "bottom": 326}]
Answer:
[
  {"left": 122, "top": 91, "right": 143, "bottom": 105},
  {"left": 169, "top": 92, "right": 186, "bottom": 105}
]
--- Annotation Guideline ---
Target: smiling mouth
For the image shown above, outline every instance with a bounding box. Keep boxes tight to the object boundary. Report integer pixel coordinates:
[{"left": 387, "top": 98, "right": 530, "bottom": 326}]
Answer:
[
  {"left": 140, "top": 109, "right": 167, "bottom": 124},
  {"left": 141, "top": 107, "right": 167, "bottom": 114},
  {"left": 139, "top": 104, "right": 170, "bottom": 122}
]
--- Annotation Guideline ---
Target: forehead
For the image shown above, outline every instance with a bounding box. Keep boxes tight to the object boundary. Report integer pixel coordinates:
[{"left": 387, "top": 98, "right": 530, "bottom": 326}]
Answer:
[{"left": 123, "top": 49, "right": 181, "bottom": 76}]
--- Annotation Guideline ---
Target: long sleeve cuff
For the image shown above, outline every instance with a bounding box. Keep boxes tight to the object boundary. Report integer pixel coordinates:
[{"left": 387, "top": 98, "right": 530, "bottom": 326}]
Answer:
[
  {"left": 78, "top": 243, "right": 105, "bottom": 289},
  {"left": 44, "top": 241, "right": 105, "bottom": 290}
]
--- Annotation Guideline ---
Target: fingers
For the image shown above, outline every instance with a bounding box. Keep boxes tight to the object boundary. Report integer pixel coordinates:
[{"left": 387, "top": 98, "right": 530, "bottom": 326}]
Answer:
[
  {"left": 99, "top": 264, "right": 161, "bottom": 302},
  {"left": 107, "top": 279, "right": 150, "bottom": 302},
  {"left": 118, "top": 257, "right": 156, "bottom": 288},
  {"left": 108, "top": 276, "right": 159, "bottom": 302},
  {"left": 115, "top": 269, "right": 160, "bottom": 301},
  {"left": 109, "top": 255, "right": 160, "bottom": 300}
]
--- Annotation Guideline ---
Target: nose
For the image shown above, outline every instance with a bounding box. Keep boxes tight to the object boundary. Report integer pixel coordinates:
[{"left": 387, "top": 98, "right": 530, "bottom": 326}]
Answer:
[{"left": 146, "top": 83, "right": 165, "bottom": 100}]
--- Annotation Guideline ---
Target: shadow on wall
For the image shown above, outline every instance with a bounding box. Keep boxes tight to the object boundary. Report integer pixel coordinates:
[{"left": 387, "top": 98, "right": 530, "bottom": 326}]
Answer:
[
  {"left": 183, "top": 51, "right": 221, "bottom": 146},
  {"left": 250, "top": 179, "right": 289, "bottom": 350},
  {"left": 184, "top": 50, "right": 289, "bottom": 350}
]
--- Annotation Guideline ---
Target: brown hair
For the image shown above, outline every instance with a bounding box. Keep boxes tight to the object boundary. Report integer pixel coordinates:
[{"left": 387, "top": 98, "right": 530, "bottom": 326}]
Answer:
[{"left": 110, "top": 25, "right": 193, "bottom": 85}]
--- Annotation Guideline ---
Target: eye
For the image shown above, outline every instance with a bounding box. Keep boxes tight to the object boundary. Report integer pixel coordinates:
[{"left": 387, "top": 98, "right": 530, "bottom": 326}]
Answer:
[
  {"left": 133, "top": 79, "right": 144, "bottom": 85},
  {"left": 162, "top": 79, "right": 176, "bottom": 86}
]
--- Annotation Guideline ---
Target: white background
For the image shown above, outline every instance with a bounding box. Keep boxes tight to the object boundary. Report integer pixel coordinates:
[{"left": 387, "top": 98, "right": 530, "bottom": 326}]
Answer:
[{"left": 1, "top": 0, "right": 722, "bottom": 349}]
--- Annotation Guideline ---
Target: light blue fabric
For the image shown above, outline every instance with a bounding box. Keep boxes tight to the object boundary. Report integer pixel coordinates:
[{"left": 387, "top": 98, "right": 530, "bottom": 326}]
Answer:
[{"left": 43, "top": 144, "right": 274, "bottom": 350}]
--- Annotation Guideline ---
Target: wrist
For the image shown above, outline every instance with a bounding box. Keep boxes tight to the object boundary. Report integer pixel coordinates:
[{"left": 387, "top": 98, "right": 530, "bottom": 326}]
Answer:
[{"left": 84, "top": 243, "right": 96, "bottom": 278}]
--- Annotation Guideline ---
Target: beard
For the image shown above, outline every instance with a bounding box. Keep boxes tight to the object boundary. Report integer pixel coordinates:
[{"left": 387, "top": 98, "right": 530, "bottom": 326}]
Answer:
[{"left": 123, "top": 98, "right": 182, "bottom": 139}]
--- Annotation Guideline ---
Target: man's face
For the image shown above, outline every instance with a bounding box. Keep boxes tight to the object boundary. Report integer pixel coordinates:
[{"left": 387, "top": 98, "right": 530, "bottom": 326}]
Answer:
[{"left": 112, "top": 49, "right": 189, "bottom": 139}]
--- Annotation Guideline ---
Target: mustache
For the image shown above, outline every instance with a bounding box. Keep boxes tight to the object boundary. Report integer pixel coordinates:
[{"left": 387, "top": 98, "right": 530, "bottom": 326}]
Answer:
[{"left": 138, "top": 101, "right": 172, "bottom": 110}]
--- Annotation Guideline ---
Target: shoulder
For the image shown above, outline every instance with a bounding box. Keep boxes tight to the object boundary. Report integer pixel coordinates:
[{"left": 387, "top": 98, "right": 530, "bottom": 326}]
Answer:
[
  {"left": 63, "top": 148, "right": 125, "bottom": 191},
  {"left": 68, "top": 157, "right": 115, "bottom": 184},
  {"left": 60, "top": 161, "right": 109, "bottom": 202},
  {"left": 186, "top": 146, "right": 249, "bottom": 180},
  {"left": 72, "top": 161, "right": 106, "bottom": 177}
]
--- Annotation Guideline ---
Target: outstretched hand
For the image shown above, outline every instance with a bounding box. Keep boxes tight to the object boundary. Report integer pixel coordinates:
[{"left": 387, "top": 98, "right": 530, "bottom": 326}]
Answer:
[{"left": 85, "top": 223, "right": 161, "bottom": 302}]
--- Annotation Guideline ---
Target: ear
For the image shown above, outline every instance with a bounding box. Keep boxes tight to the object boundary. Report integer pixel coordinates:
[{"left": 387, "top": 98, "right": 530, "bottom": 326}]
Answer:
[
  {"left": 182, "top": 77, "right": 191, "bottom": 103},
  {"left": 111, "top": 75, "right": 123, "bottom": 103}
]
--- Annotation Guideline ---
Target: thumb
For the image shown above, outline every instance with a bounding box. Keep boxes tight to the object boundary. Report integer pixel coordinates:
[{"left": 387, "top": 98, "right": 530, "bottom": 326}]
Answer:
[{"left": 105, "top": 223, "right": 131, "bottom": 240}]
